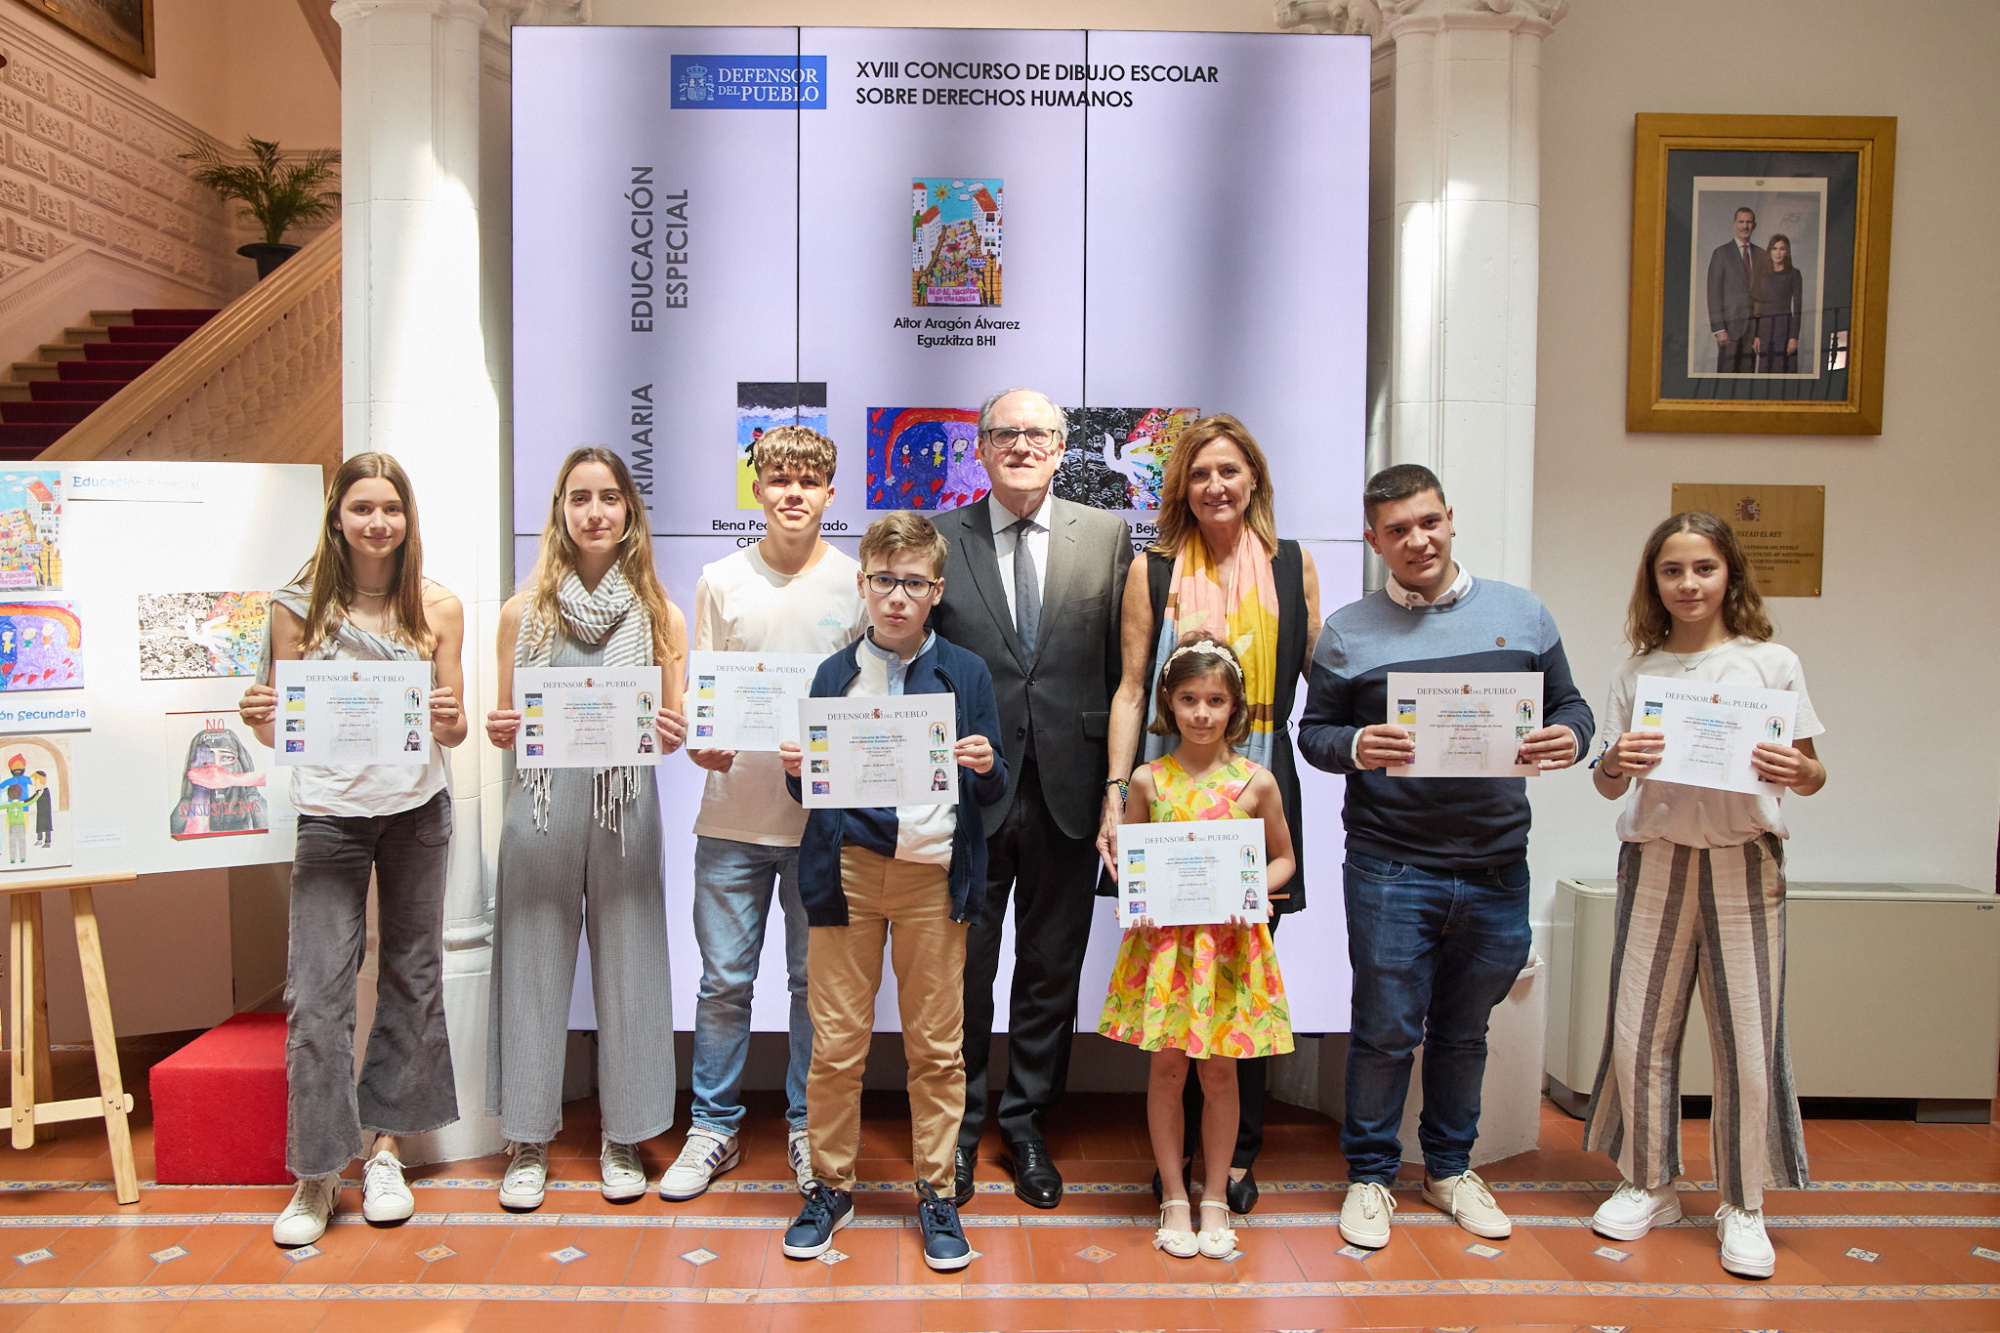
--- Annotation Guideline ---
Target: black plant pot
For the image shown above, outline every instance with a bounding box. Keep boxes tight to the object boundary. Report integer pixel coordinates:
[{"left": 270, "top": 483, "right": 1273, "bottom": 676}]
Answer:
[{"left": 237, "top": 242, "right": 300, "bottom": 279}]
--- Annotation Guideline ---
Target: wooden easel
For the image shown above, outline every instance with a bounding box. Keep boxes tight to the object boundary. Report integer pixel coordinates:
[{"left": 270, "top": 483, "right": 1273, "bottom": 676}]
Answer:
[{"left": 4, "top": 872, "right": 139, "bottom": 1204}]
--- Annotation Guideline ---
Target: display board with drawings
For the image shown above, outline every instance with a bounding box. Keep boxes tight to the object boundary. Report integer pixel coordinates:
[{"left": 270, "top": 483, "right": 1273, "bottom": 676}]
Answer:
[{"left": 17, "top": 462, "right": 326, "bottom": 877}]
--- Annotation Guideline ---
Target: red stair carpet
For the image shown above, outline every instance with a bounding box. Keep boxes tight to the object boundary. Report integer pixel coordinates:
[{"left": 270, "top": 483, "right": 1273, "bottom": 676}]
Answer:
[{"left": 0, "top": 309, "right": 219, "bottom": 459}]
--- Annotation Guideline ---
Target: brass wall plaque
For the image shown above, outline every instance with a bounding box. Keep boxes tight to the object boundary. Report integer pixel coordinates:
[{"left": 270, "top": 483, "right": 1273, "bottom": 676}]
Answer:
[{"left": 1669, "top": 484, "right": 1825, "bottom": 597}]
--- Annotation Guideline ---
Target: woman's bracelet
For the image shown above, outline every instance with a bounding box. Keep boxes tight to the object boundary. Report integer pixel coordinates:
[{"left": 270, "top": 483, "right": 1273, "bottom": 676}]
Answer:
[{"left": 1105, "top": 777, "right": 1129, "bottom": 803}]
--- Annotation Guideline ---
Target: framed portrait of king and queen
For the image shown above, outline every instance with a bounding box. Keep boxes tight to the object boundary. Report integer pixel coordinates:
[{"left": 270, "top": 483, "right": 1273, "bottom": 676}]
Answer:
[{"left": 1627, "top": 114, "right": 1896, "bottom": 434}]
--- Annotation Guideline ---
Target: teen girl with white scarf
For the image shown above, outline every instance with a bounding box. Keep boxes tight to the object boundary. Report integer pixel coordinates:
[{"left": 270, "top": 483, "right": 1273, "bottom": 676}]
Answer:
[{"left": 484, "top": 447, "right": 688, "bottom": 1207}]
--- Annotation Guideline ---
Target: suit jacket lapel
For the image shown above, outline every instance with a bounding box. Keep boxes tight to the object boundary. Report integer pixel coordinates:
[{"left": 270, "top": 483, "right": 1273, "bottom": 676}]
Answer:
[
  {"left": 960, "top": 500, "right": 1027, "bottom": 669},
  {"left": 1031, "top": 501, "right": 1082, "bottom": 668}
]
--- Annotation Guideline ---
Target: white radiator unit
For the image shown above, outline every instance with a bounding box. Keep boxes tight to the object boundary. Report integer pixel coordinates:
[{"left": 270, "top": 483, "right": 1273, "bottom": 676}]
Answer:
[{"left": 1546, "top": 878, "right": 2000, "bottom": 1123}]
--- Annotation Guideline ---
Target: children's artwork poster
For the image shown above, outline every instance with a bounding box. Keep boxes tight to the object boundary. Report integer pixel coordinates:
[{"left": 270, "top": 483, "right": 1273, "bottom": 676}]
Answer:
[
  {"left": 736, "top": 382, "right": 829, "bottom": 510},
  {"left": 0, "top": 601, "right": 82, "bottom": 691},
  {"left": 136, "top": 591, "right": 271, "bottom": 680},
  {"left": 867, "top": 407, "right": 986, "bottom": 510},
  {"left": 0, "top": 734, "right": 71, "bottom": 872},
  {"left": 0, "top": 471, "right": 61, "bottom": 592},
  {"left": 1058, "top": 407, "right": 1199, "bottom": 512},
  {"left": 163, "top": 712, "right": 283, "bottom": 840},
  {"left": 912, "top": 177, "right": 1003, "bottom": 307}
]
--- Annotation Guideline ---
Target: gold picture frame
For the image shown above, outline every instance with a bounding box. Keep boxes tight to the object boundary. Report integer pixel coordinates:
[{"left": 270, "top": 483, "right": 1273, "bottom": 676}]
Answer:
[
  {"left": 1627, "top": 114, "right": 1894, "bottom": 435},
  {"left": 10, "top": 0, "right": 156, "bottom": 78}
]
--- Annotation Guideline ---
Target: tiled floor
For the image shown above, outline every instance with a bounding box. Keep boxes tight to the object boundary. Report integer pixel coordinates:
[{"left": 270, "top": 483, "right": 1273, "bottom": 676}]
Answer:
[{"left": 2, "top": 1043, "right": 1998, "bottom": 1331}]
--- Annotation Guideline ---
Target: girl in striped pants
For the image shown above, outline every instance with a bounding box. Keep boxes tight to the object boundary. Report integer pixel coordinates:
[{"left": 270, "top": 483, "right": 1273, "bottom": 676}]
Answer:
[{"left": 1583, "top": 511, "right": 1826, "bottom": 1279}]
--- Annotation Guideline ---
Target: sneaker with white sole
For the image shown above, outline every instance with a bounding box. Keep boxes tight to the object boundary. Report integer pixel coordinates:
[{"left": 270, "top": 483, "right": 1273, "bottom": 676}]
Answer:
[
  {"left": 499, "top": 1141, "right": 548, "bottom": 1211},
  {"left": 787, "top": 1125, "right": 813, "bottom": 1195},
  {"left": 1716, "top": 1203, "right": 1776, "bottom": 1278},
  {"left": 782, "top": 1182, "right": 854, "bottom": 1259},
  {"left": 658, "top": 1127, "right": 741, "bottom": 1201},
  {"left": 1423, "top": 1168, "right": 1511, "bottom": 1239},
  {"left": 272, "top": 1175, "right": 338, "bottom": 1247},
  {"left": 600, "top": 1135, "right": 648, "bottom": 1201},
  {"left": 1338, "top": 1180, "right": 1396, "bottom": 1248},
  {"left": 361, "top": 1149, "right": 414, "bottom": 1224},
  {"left": 1593, "top": 1180, "right": 1683, "bottom": 1240}
]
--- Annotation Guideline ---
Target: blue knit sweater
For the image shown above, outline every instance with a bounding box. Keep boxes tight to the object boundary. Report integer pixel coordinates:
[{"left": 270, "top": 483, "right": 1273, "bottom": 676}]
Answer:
[{"left": 1297, "top": 577, "right": 1594, "bottom": 869}]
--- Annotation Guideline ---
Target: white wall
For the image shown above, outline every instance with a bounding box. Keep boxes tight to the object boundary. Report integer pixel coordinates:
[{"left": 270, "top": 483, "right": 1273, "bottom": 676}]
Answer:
[
  {"left": 592, "top": 0, "right": 1284, "bottom": 32},
  {"left": 1526, "top": 0, "right": 2000, "bottom": 925}
]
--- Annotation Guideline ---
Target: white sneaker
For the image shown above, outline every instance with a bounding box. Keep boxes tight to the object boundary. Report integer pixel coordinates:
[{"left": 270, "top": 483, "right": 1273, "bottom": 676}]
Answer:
[
  {"left": 1592, "top": 1180, "right": 1683, "bottom": 1240},
  {"left": 658, "top": 1127, "right": 741, "bottom": 1201},
  {"left": 1338, "top": 1180, "right": 1396, "bottom": 1248},
  {"left": 1423, "top": 1168, "right": 1511, "bottom": 1239},
  {"left": 1716, "top": 1203, "right": 1776, "bottom": 1278},
  {"left": 272, "top": 1175, "right": 338, "bottom": 1247},
  {"left": 787, "top": 1126, "right": 813, "bottom": 1195},
  {"left": 600, "top": 1135, "right": 649, "bottom": 1201},
  {"left": 499, "top": 1141, "right": 548, "bottom": 1211},
  {"left": 361, "top": 1150, "right": 414, "bottom": 1224}
]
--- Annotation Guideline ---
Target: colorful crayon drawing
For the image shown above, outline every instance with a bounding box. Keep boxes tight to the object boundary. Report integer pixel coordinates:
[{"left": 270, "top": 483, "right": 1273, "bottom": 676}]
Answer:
[
  {"left": 867, "top": 407, "right": 987, "bottom": 510},
  {"left": 0, "top": 471, "right": 61, "bottom": 592},
  {"left": 1059, "top": 408, "right": 1201, "bottom": 511},
  {"left": 736, "top": 382, "right": 829, "bottom": 510},
  {"left": 165, "top": 714, "right": 272, "bottom": 840},
  {"left": 0, "top": 735, "right": 70, "bottom": 872},
  {"left": 0, "top": 601, "right": 81, "bottom": 691},
  {"left": 912, "top": 178, "right": 1002, "bottom": 307},
  {"left": 136, "top": 591, "right": 271, "bottom": 680}
]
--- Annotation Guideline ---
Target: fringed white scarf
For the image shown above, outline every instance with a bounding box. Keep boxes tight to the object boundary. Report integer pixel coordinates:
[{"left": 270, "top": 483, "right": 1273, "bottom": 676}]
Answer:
[{"left": 515, "top": 566, "right": 653, "bottom": 839}]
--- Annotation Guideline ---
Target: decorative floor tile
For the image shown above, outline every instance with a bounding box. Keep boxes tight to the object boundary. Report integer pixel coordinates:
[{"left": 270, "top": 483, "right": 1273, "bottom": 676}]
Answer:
[
  {"left": 12, "top": 1248, "right": 51, "bottom": 1267},
  {"left": 1974, "top": 1246, "right": 2000, "bottom": 1262},
  {"left": 1336, "top": 1244, "right": 1375, "bottom": 1261},
  {"left": 1464, "top": 1242, "right": 1504, "bottom": 1258},
  {"left": 147, "top": 1245, "right": 189, "bottom": 1264},
  {"left": 1074, "top": 1244, "right": 1116, "bottom": 1263},
  {"left": 817, "top": 1248, "right": 848, "bottom": 1266},
  {"left": 681, "top": 1247, "right": 719, "bottom": 1267},
  {"left": 1845, "top": 1246, "right": 1880, "bottom": 1262},
  {"left": 1220, "top": 1247, "right": 1246, "bottom": 1262},
  {"left": 415, "top": 1244, "right": 456, "bottom": 1262},
  {"left": 283, "top": 1244, "right": 322, "bottom": 1262},
  {"left": 1592, "top": 1244, "right": 1631, "bottom": 1262},
  {"left": 549, "top": 1246, "right": 589, "bottom": 1264}
]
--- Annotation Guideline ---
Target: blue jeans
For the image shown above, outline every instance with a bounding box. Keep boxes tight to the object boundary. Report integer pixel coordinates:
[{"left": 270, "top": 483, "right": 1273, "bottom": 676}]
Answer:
[
  {"left": 690, "top": 836, "right": 813, "bottom": 1135},
  {"left": 1342, "top": 851, "right": 1532, "bottom": 1184}
]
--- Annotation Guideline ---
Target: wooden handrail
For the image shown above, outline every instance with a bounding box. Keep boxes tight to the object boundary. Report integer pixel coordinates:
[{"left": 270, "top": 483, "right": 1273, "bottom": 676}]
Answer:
[{"left": 40, "top": 223, "right": 342, "bottom": 473}]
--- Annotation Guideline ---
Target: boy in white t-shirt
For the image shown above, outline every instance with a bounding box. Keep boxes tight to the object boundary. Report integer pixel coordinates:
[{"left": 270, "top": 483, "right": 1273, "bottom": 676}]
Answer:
[{"left": 658, "top": 426, "right": 865, "bottom": 1201}]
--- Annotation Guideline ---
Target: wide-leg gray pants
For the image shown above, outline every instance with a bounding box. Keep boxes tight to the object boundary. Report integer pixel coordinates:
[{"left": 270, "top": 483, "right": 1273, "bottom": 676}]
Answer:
[
  {"left": 486, "top": 770, "right": 675, "bottom": 1145},
  {"left": 285, "top": 789, "right": 458, "bottom": 1179}
]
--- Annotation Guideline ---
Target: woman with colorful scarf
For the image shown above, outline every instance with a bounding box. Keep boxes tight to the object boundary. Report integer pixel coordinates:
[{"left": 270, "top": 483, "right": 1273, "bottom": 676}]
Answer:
[
  {"left": 1101, "top": 413, "right": 1321, "bottom": 1214},
  {"left": 484, "top": 447, "right": 688, "bottom": 1210}
]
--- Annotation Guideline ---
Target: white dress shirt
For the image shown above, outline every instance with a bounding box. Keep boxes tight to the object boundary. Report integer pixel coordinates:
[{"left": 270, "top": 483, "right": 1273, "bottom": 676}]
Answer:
[{"left": 986, "top": 491, "right": 1054, "bottom": 630}]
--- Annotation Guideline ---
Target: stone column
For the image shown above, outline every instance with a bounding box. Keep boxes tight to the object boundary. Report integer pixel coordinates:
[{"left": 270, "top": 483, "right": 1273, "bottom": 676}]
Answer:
[{"left": 332, "top": 0, "right": 506, "bottom": 1164}]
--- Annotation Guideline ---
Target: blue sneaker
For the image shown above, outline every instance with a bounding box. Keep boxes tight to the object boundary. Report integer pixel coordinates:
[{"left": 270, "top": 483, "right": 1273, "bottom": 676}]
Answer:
[
  {"left": 916, "top": 1180, "right": 972, "bottom": 1271},
  {"left": 782, "top": 1182, "right": 854, "bottom": 1259}
]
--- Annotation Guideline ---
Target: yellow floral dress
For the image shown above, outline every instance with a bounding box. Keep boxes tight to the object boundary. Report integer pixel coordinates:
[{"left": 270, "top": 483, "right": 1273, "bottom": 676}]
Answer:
[{"left": 1097, "top": 754, "right": 1293, "bottom": 1059}]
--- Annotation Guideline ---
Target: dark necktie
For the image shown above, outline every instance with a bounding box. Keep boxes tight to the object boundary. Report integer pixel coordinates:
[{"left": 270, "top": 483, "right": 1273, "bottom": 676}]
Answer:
[
  {"left": 1011, "top": 516, "right": 1040, "bottom": 652},
  {"left": 1741, "top": 243, "right": 1752, "bottom": 285}
]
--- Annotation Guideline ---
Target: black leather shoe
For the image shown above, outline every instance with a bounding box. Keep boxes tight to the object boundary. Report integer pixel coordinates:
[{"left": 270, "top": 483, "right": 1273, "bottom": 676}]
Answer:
[
  {"left": 1226, "top": 1167, "right": 1259, "bottom": 1215},
  {"left": 951, "top": 1144, "right": 976, "bottom": 1208},
  {"left": 1003, "top": 1138, "right": 1063, "bottom": 1209}
]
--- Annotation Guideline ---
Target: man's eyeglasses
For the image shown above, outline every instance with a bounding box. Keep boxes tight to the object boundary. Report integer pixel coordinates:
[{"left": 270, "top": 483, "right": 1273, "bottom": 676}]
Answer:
[
  {"left": 982, "top": 426, "right": 1060, "bottom": 453},
  {"left": 864, "top": 573, "right": 940, "bottom": 600}
]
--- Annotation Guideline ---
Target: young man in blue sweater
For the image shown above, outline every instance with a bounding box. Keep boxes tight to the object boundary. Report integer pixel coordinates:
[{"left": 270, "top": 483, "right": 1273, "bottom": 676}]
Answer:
[
  {"left": 1299, "top": 464, "right": 1594, "bottom": 1251},
  {"left": 777, "top": 511, "right": 1006, "bottom": 1271}
]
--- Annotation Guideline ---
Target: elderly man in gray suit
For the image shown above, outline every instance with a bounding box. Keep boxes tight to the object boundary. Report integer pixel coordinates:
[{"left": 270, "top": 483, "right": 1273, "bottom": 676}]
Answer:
[{"left": 931, "top": 387, "right": 1132, "bottom": 1210}]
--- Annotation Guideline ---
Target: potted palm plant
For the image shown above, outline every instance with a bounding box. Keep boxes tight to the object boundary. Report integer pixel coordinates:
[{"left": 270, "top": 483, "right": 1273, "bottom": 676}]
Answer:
[{"left": 183, "top": 136, "right": 340, "bottom": 279}]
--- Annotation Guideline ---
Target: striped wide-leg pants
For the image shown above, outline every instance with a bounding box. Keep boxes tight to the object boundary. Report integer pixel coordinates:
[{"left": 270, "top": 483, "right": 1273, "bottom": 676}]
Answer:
[{"left": 1581, "top": 834, "right": 1808, "bottom": 1210}]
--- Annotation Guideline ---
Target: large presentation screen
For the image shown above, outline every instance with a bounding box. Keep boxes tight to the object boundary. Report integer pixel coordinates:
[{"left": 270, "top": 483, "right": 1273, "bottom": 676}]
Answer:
[{"left": 514, "top": 27, "right": 1369, "bottom": 1032}]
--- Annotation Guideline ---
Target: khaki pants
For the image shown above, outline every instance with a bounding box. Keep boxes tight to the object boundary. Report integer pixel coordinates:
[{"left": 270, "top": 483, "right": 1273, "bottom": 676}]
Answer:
[{"left": 807, "top": 845, "right": 967, "bottom": 1191}]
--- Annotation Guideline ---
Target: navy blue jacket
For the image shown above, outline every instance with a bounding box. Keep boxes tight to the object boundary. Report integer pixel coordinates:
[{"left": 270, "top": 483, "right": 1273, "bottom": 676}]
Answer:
[{"left": 787, "top": 633, "right": 1007, "bottom": 926}]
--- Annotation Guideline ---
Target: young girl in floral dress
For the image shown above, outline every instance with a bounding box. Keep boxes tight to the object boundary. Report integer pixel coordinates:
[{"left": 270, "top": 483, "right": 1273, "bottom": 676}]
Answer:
[{"left": 1100, "top": 632, "right": 1296, "bottom": 1260}]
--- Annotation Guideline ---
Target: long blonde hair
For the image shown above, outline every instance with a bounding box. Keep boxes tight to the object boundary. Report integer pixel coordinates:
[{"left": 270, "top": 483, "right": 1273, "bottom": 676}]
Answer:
[
  {"left": 293, "top": 453, "right": 436, "bottom": 656},
  {"left": 523, "top": 447, "right": 679, "bottom": 663},
  {"left": 1149, "top": 413, "right": 1279, "bottom": 558}
]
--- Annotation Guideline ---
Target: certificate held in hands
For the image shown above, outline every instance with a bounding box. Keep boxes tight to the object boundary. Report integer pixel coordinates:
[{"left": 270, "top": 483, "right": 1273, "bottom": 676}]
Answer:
[
  {"left": 1117, "top": 820, "right": 1268, "bottom": 928},
  {"left": 1385, "top": 671, "right": 1544, "bottom": 777},
  {"left": 797, "top": 694, "right": 956, "bottom": 809},
  {"left": 1632, "top": 674, "right": 1799, "bottom": 796},
  {"left": 274, "top": 659, "right": 433, "bottom": 766},
  {"left": 687, "top": 651, "right": 821, "bottom": 752},
  {"left": 515, "top": 667, "right": 664, "bottom": 769}
]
